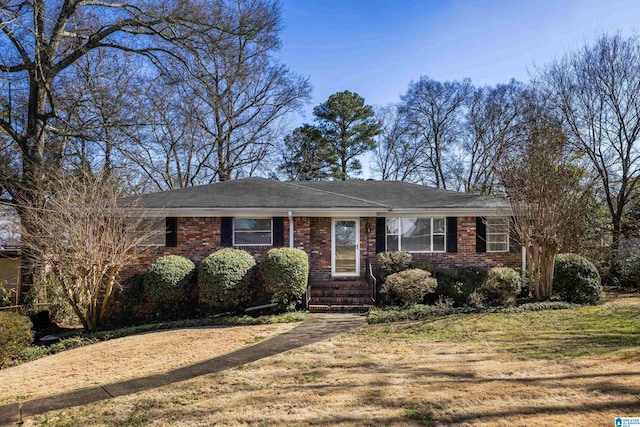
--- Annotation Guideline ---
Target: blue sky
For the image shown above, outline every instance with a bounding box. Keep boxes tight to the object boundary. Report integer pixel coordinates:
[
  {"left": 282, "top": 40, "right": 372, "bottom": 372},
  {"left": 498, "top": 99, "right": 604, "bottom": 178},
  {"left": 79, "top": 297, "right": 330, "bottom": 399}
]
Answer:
[{"left": 277, "top": 0, "right": 640, "bottom": 121}]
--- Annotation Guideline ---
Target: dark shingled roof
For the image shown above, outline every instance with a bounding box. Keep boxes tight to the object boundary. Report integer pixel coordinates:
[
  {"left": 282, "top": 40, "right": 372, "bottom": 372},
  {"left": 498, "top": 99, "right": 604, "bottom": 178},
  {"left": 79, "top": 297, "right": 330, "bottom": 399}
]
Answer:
[{"left": 128, "top": 177, "right": 507, "bottom": 212}]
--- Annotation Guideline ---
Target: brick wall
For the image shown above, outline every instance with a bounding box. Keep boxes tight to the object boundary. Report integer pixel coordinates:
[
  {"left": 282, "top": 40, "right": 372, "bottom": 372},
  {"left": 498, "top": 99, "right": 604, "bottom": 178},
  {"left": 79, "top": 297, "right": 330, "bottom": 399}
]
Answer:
[{"left": 129, "top": 215, "right": 520, "bottom": 278}]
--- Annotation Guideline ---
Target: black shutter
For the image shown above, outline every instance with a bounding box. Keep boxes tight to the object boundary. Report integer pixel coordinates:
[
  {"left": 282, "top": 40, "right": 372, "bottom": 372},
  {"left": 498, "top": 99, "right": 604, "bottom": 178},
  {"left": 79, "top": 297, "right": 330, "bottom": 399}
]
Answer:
[
  {"left": 509, "top": 216, "right": 520, "bottom": 253},
  {"left": 221, "top": 217, "right": 233, "bottom": 247},
  {"left": 165, "top": 217, "right": 178, "bottom": 247},
  {"left": 446, "top": 217, "right": 457, "bottom": 253},
  {"left": 273, "top": 217, "right": 285, "bottom": 247},
  {"left": 476, "top": 216, "right": 486, "bottom": 253},
  {"left": 375, "top": 217, "right": 386, "bottom": 253}
]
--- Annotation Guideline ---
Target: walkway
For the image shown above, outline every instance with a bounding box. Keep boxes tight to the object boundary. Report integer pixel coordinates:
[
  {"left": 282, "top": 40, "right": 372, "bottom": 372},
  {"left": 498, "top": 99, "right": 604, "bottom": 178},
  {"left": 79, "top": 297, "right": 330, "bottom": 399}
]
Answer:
[{"left": 0, "top": 313, "right": 366, "bottom": 425}]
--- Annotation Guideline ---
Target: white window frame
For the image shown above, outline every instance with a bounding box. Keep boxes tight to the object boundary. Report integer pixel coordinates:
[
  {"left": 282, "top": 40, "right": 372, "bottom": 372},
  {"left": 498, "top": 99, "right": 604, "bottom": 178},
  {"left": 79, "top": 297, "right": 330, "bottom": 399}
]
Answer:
[
  {"left": 486, "top": 217, "right": 510, "bottom": 253},
  {"left": 232, "top": 218, "right": 273, "bottom": 247},
  {"left": 385, "top": 217, "right": 446, "bottom": 253}
]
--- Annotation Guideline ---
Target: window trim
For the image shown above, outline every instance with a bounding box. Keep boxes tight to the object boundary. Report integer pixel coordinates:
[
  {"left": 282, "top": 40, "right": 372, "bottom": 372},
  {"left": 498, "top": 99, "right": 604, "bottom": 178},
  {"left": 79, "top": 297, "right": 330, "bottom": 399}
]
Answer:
[
  {"left": 486, "top": 217, "right": 510, "bottom": 253},
  {"left": 232, "top": 217, "right": 273, "bottom": 247},
  {"left": 385, "top": 217, "right": 447, "bottom": 253}
]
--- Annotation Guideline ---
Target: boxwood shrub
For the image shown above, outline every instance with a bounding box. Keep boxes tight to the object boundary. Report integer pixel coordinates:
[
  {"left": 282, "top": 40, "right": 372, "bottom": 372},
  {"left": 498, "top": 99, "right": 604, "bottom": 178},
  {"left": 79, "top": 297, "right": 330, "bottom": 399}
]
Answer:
[
  {"left": 433, "top": 267, "right": 488, "bottom": 306},
  {"left": 377, "top": 251, "right": 412, "bottom": 283},
  {"left": 553, "top": 253, "right": 602, "bottom": 304},
  {"left": 0, "top": 311, "right": 32, "bottom": 368},
  {"left": 261, "top": 248, "right": 309, "bottom": 310},
  {"left": 476, "top": 267, "right": 522, "bottom": 306},
  {"left": 198, "top": 248, "right": 256, "bottom": 312},
  {"left": 380, "top": 269, "right": 437, "bottom": 306},
  {"left": 143, "top": 255, "right": 195, "bottom": 305}
]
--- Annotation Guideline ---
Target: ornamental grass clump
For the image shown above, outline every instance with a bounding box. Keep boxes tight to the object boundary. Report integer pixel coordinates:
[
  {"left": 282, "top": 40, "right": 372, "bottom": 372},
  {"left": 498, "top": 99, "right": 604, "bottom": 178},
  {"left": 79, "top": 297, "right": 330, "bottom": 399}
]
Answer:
[
  {"left": 143, "top": 255, "right": 195, "bottom": 305},
  {"left": 260, "top": 248, "right": 309, "bottom": 310},
  {"left": 380, "top": 269, "right": 437, "bottom": 306},
  {"left": 198, "top": 249, "right": 256, "bottom": 312}
]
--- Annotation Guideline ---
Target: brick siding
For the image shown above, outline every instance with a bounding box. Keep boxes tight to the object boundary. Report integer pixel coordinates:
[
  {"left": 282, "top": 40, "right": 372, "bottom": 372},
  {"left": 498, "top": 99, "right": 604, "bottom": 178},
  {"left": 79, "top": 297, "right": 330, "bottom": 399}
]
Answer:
[{"left": 128, "top": 215, "right": 520, "bottom": 279}]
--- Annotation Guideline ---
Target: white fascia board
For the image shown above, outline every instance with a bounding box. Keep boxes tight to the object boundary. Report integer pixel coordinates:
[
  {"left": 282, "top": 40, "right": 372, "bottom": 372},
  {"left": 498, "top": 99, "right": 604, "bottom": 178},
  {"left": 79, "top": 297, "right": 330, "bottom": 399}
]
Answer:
[
  {"left": 131, "top": 208, "right": 384, "bottom": 218},
  {"left": 130, "top": 206, "right": 512, "bottom": 218},
  {"left": 380, "top": 208, "right": 513, "bottom": 217}
]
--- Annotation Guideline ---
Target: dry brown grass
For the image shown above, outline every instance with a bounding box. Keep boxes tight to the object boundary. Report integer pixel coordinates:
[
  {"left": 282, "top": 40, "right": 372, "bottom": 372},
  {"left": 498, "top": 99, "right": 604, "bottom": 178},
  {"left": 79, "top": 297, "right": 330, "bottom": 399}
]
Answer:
[
  {"left": 16, "top": 294, "right": 640, "bottom": 426},
  {"left": 0, "top": 323, "right": 297, "bottom": 405}
]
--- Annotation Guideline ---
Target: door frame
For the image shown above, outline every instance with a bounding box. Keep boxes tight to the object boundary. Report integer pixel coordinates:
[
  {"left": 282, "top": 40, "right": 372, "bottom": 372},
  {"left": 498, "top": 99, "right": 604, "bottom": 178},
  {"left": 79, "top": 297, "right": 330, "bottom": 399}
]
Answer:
[{"left": 331, "top": 218, "right": 360, "bottom": 277}]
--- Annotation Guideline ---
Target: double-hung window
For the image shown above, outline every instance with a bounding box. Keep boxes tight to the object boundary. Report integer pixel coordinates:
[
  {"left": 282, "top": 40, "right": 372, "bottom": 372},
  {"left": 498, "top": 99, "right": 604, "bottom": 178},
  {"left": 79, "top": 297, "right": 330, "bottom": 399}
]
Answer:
[
  {"left": 137, "top": 217, "right": 166, "bottom": 246},
  {"left": 385, "top": 217, "right": 446, "bottom": 252},
  {"left": 233, "top": 218, "right": 272, "bottom": 246},
  {"left": 486, "top": 217, "right": 509, "bottom": 252}
]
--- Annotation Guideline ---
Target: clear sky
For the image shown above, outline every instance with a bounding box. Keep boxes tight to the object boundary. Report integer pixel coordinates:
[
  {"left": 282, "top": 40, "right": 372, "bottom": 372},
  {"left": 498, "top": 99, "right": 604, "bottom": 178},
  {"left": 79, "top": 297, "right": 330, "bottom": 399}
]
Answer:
[{"left": 277, "top": 0, "right": 640, "bottom": 121}]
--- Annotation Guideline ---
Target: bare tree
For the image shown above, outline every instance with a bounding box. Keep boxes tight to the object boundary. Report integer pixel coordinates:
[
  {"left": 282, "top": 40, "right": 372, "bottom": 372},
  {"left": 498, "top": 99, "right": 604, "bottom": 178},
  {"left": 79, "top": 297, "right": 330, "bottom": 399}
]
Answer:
[
  {"left": 0, "top": 0, "right": 284, "bottom": 284},
  {"left": 18, "top": 172, "right": 157, "bottom": 331},
  {"left": 460, "top": 80, "right": 525, "bottom": 195},
  {"left": 181, "top": 1, "right": 312, "bottom": 182},
  {"left": 373, "top": 105, "right": 423, "bottom": 182},
  {"left": 500, "top": 97, "right": 591, "bottom": 300},
  {"left": 542, "top": 33, "right": 640, "bottom": 274},
  {"left": 399, "top": 77, "right": 472, "bottom": 189}
]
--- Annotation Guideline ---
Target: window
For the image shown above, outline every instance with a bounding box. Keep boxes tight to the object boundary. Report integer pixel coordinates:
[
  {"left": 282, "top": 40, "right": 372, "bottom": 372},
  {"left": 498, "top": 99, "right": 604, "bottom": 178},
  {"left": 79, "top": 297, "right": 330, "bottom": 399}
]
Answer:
[
  {"left": 486, "top": 217, "right": 509, "bottom": 252},
  {"left": 233, "top": 218, "right": 272, "bottom": 246},
  {"left": 385, "top": 217, "right": 446, "bottom": 252},
  {"left": 137, "top": 217, "right": 166, "bottom": 246}
]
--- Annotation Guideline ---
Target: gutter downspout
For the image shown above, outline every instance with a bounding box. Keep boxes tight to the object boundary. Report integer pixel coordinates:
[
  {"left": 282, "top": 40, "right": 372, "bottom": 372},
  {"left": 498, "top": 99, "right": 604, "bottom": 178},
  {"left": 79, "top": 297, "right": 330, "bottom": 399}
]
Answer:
[{"left": 288, "top": 210, "right": 294, "bottom": 248}]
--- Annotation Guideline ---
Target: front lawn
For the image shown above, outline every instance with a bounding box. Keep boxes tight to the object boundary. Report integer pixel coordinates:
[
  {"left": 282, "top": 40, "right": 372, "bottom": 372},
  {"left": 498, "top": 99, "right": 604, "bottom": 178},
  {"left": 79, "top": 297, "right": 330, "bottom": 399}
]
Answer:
[{"left": 16, "top": 293, "right": 640, "bottom": 426}]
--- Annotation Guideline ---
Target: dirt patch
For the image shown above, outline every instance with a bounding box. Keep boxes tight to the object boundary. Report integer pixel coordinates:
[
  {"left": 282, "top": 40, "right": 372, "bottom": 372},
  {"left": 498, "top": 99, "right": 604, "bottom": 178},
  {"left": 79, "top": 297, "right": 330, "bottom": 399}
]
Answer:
[{"left": 0, "top": 322, "right": 298, "bottom": 405}]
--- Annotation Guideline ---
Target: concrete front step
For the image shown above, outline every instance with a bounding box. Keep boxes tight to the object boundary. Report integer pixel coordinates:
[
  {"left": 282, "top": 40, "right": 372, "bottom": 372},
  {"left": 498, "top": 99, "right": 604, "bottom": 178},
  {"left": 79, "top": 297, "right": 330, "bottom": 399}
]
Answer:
[
  {"left": 312, "top": 295, "right": 373, "bottom": 305},
  {"left": 309, "top": 304, "right": 372, "bottom": 313},
  {"left": 311, "top": 288, "right": 371, "bottom": 297}
]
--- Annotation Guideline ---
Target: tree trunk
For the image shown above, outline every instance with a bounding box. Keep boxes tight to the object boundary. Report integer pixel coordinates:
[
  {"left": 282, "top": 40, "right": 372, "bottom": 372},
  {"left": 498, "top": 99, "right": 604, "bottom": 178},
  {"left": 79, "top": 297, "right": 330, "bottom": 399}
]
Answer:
[{"left": 610, "top": 214, "right": 622, "bottom": 278}]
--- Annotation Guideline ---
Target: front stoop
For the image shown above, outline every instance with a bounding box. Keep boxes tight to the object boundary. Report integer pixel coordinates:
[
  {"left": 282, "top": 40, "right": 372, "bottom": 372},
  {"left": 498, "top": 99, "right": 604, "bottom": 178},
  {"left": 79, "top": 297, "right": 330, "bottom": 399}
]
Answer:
[{"left": 309, "top": 279, "right": 374, "bottom": 313}]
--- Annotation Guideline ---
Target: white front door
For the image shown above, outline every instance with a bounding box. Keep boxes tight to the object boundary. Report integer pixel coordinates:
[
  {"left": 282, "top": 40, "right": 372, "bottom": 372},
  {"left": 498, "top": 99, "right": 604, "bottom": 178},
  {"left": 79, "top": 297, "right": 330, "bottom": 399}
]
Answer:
[{"left": 332, "top": 219, "right": 360, "bottom": 276}]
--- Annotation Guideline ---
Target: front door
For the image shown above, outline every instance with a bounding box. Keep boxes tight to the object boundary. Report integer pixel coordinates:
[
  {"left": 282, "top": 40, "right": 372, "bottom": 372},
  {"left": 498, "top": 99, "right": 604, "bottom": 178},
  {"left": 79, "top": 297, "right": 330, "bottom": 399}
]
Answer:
[{"left": 332, "top": 219, "right": 360, "bottom": 276}]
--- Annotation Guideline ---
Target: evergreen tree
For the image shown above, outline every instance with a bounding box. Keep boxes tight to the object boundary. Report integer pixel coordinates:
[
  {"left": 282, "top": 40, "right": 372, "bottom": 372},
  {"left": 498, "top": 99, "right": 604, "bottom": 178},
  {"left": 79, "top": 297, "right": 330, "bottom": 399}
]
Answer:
[
  {"left": 313, "top": 91, "right": 382, "bottom": 180},
  {"left": 280, "top": 125, "right": 333, "bottom": 180}
]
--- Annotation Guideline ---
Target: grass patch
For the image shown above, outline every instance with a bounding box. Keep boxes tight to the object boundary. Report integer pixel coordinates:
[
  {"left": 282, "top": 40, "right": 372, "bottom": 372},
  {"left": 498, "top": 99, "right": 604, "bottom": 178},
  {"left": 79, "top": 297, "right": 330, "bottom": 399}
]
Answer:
[
  {"left": 362, "top": 305, "right": 640, "bottom": 360},
  {"left": 5, "top": 311, "right": 308, "bottom": 369},
  {"left": 368, "top": 301, "right": 581, "bottom": 324}
]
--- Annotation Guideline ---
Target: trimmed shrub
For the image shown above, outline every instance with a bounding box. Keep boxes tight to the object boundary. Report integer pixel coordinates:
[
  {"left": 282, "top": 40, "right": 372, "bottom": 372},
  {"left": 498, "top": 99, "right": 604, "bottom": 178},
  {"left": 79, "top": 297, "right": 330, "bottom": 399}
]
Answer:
[
  {"left": 477, "top": 267, "right": 522, "bottom": 306},
  {"left": 198, "top": 249, "right": 256, "bottom": 311},
  {"left": 0, "top": 311, "right": 32, "bottom": 368},
  {"left": 380, "top": 269, "right": 437, "bottom": 306},
  {"left": 553, "top": 253, "right": 602, "bottom": 304},
  {"left": 377, "top": 251, "right": 412, "bottom": 283},
  {"left": 621, "top": 250, "right": 640, "bottom": 288},
  {"left": 433, "top": 267, "right": 488, "bottom": 306},
  {"left": 143, "top": 255, "right": 195, "bottom": 305},
  {"left": 261, "top": 248, "right": 309, "bottom": 310}
]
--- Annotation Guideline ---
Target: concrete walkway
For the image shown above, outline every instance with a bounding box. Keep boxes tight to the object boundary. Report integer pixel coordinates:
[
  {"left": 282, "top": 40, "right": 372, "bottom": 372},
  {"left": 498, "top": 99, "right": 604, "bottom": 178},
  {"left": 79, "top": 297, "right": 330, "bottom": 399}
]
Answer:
[{"left": 0, "top": 313, "right": 366, "bottom": 425}]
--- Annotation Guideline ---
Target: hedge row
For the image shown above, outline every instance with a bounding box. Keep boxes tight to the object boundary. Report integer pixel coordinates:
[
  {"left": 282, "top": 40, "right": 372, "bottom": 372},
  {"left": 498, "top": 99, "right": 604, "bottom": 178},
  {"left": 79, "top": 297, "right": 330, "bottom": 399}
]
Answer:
[
  {"left": 376, "top": 251, "right": 601, "bottom": 307},
  {"left": 141, "top": 248, "right": 309, "bottom": 314}
]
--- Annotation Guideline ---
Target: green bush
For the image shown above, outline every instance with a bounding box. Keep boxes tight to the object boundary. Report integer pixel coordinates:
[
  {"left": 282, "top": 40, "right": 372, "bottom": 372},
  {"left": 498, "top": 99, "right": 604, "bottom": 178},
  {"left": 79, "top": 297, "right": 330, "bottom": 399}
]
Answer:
[
  {"left": 261, "top": 248, "right": 309, "bottom": 310},
  {"left": 621, "top": 250, "right": 640, "bottom": 288},
  {"left": 198, "top": 249, "right": 256, "bottom": 311},
  {"left": 380, "top": 269, "right": 437, "bottom": 306},
  {"left": 377, "top": 251, "right": 412, "bottom": 283},
  {"left": 0, "top": 282, "right": 15, "bottom": 307},
  {"left": 476, "top": 267, "right": 522, "bottom": 306},
  {"left": 553, "top": 253, "right": 602, "bottom": 304},
  {"left": 143, "top": 255, "right": 195, "bottom": 305},
  {"left": 433, "top": 267, "right": 488, "bottom": 306},
  {"left": 0, "top": 311, "right": 32, "bottom": 368}
]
